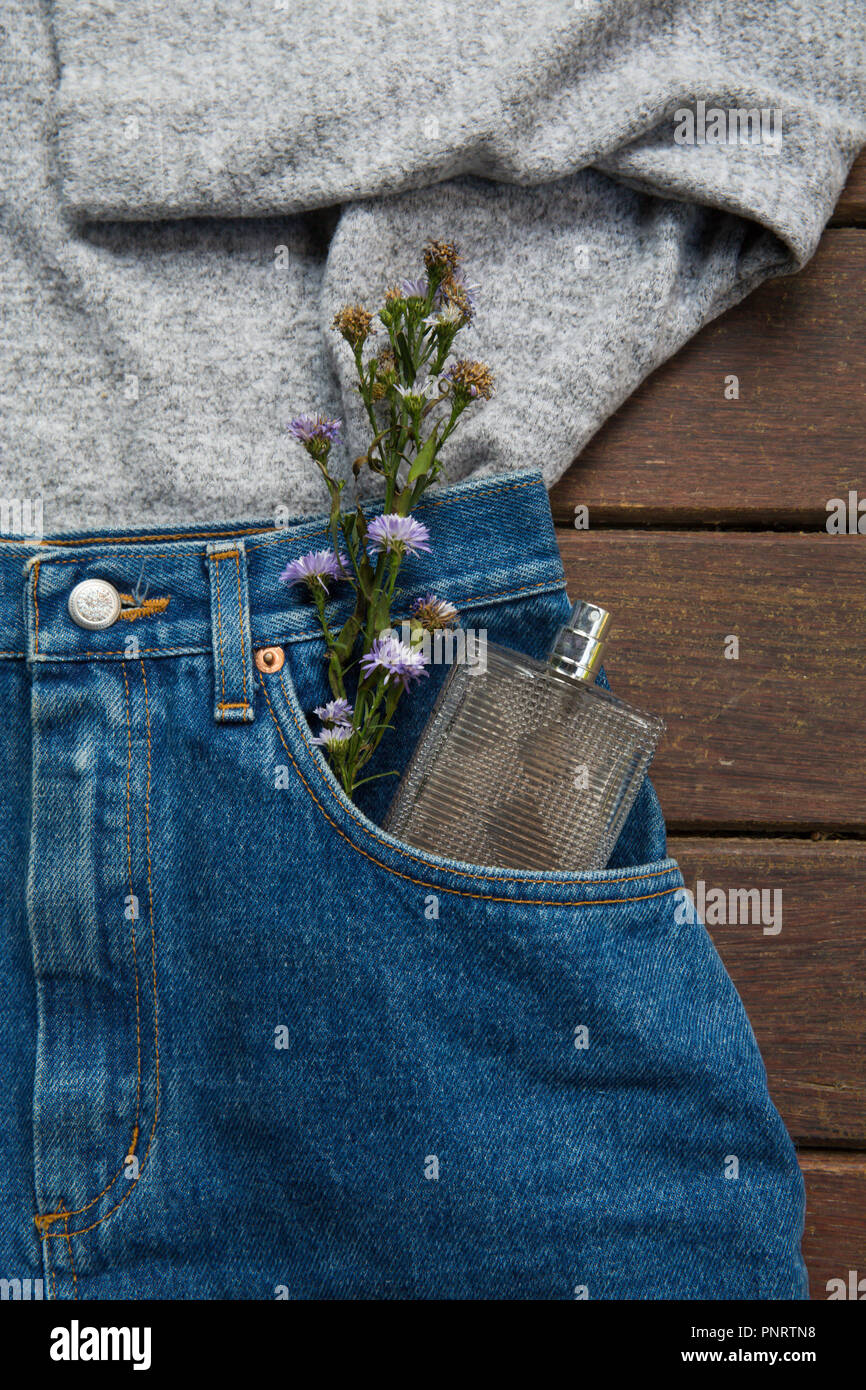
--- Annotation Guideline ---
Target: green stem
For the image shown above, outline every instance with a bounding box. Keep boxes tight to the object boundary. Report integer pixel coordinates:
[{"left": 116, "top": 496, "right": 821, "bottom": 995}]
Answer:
[{"left": 351, "top": 770, "right": 399, "bottom": 790}]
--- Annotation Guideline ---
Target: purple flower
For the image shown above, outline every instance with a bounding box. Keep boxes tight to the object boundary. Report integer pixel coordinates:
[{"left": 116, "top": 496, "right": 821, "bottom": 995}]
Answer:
[
  {"left": 360, "top": 634, "right": 429, "bottom": 691},
  {"left": 366, "top": 513, "right": 432, "bottom": 558},
  {"left": 314, "top": 698, "right": 353, "bottom": 727},
  {"left": 400, "top": 276, "right": 428, "bottom": 300},
  {"left": 312, "top": 724, "right": 353, "bottom": 750},
  {"left": 280, "top": 548, "right": 348, "bottom": 591},
  {"left": 287, "top": 415, "right": 342, "bottom": 446}
]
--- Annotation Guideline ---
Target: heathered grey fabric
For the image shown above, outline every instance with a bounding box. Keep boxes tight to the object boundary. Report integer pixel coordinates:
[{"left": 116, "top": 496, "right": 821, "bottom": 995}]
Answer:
[{"left": 1, "top": 1, "right": 864, "bottom": 529}]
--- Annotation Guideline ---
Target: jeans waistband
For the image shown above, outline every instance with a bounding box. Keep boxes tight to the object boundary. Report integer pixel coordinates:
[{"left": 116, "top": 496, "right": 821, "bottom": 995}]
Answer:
[{"left": 0, "top": 472, "right": 565, "bottom": 669}]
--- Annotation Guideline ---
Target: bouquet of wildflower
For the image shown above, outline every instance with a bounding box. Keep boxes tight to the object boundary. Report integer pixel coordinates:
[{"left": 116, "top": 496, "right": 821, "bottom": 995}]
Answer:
[{"left": 281, "top": 240, "right": 494, "bottom": 798}]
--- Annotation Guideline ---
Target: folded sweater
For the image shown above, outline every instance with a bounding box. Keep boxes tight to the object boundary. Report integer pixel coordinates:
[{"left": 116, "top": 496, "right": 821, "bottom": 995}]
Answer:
[{"left": 0, "top": 0, "right": 864, "bottom": 528}]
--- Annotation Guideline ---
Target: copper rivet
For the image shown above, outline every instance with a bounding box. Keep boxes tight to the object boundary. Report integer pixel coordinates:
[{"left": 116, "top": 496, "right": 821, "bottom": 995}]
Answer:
[{"left": 254, "top": 646, "right": 285, "bottom": 674}]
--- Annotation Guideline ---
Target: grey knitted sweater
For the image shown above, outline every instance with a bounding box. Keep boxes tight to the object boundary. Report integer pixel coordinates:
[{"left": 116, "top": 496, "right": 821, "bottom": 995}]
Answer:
[{"left": 1, "top": 1, "right": 864, "bottom": 529}]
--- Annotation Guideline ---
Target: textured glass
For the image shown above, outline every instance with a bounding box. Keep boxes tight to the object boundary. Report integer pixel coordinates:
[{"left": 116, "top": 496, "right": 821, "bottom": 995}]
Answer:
[{"left": 386, "top": 644, "right": 664, "bottom": 870}]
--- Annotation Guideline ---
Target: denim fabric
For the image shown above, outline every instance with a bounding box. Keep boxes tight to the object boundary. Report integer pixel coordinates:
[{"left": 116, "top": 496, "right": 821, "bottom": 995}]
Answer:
[{"left": 0, "top": 472, "right": 807, "bottom": 1300}]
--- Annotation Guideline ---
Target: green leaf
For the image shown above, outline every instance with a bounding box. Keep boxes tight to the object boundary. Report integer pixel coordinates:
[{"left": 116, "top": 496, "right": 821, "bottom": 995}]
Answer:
[{"left": 407, "top": 429, "right": 439, "bottom": 484}]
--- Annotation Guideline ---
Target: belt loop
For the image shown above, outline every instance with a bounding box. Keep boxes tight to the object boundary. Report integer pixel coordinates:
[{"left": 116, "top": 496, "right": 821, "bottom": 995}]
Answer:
[{"left": 206, "top": 539, "right": 255, "bottom": 724}]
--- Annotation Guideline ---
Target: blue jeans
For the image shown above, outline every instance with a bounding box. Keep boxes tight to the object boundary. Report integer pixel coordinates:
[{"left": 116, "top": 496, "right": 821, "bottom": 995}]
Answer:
[{"left": 0, "top": 472, "right": 806, "bottom": 1299}]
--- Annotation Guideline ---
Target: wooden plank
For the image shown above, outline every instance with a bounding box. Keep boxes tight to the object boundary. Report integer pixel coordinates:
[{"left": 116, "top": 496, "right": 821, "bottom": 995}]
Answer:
[
  {"left": 668, "top": 838, "right": 866, "bottom": 1148},
  {"left": 549, "top": 231, "right": 866, "bottom": 526},
  {"left": 830, "top": 150, "right": 866, "bottom": 223},
  {"left": 558, "top": 530, "right": 866, "bottom": 828},
  {"left": 800, "top": 1153, "right": 866, "bottom": 1298}
]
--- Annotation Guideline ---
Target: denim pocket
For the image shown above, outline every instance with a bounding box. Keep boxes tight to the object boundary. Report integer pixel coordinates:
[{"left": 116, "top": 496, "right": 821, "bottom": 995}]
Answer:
[
  {"left": 245, "top": 583, "right": 807, "bottom": 1299},
  {"left": 254, "top": 650, "right": 806, "bottom": 1300},
  {"left": 273, "top": 585, "right": 668, "bottom": 876},
  {"left": 260, "top": 648, "right": 681, "bottom": 903}
]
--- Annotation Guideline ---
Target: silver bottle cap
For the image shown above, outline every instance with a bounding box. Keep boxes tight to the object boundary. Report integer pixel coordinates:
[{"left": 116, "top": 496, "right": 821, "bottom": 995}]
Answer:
[{"left": 547, "top": 601, "right": 610, "bottom": 682}]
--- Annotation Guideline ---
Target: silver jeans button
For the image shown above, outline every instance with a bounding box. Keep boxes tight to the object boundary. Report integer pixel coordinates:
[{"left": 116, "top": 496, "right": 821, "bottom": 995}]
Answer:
[{"left": 68, "top": 578, "right": 122, "bottom": 630}]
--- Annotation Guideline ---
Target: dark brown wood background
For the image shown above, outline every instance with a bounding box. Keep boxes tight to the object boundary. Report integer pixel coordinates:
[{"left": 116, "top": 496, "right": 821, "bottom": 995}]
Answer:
[{"left": 549, "top": 152, "right": 866, "bottom": 1299}]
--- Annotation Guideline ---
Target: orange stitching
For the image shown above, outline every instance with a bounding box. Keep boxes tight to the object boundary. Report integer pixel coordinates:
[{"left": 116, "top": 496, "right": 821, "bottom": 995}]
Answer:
[
  {"left": 421, "top": 477, "right": 538, "bottom": 511},
  {"left": 38, "top": 478, "right": 538, "bottom": 563},
  {"left": 37, "top": 576, "right": 562, "bottom": 663},
  {"left": 37, "top": 668, "right": 144, "bottom": 1227},
  {"left": 234, "top": 549, "right": 248, "bottom": 706},
  {"left": 262, "top": 679, "right": 677, "bottom": 908},
  {"left": 140, "top": 654, "right": 161, "bottom": 1180},
  {"left": 33, "top": 561, "right": 40, "bottom": 654},
  {"left": 54, "top": 646, "right": 206, "bottom": 657},
  {"left": 43, "top": 660, "right": 161, "bottom": 1241},
  {"left": 35, "top": 521, "right": 329, "bottom": 565},
  {"left": 242, "top": 480, "right": 538, "bottom": 555},
  {"left": 41, "top": 526, "right": 276, "bottom": 548},
  {"left": 431, "top": 577, "right": 562, "bottom": 612},
  {"left": 251, "top": 578, "right": 565, "bottom": 657},
  {"left": 117, "top": 596, "right": 171, "bottom": 622},
  {"left": 47, "top": 527, "right": 324, "bottom": 564},
  {"left": 60, "top": 1205, "right": 78, "bottom": 1300},
  {"left": 32, "top": 575, "right": 569, "bottom": 661},
  {"left": 46, "top": 531, "right": 330, "bottom": 565},
  {"left": 209, "top": 549, "right": 239, "bottom": 561},
  {"left": 273, "top": 672, "right": 672, "bottom": 890},
  {"left": 35, "top": 576, "right": 563, "bottom": 663},
  {"left": 214, "top": 557, "right": 226, "bottom": 704},
  {"left": 122, "top": 664, "right": 143, "bottom": 1158},
  {"left": 46, "top": 525, "right": 327, "bottom": 565},
  {"left": 217, "top": 701, "right": 250, "bottom": 710}
]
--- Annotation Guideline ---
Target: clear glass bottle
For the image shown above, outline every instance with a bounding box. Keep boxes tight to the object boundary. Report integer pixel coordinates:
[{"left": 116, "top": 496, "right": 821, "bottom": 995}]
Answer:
[{"left": 385, "top": 601, "right": 664, "bottom": 871}]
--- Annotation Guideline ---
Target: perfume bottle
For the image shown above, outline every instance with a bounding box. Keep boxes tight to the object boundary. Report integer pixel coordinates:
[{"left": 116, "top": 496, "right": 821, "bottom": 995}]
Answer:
[{"left": 385, "top": 601, "right": 664, "bottom": 871}]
